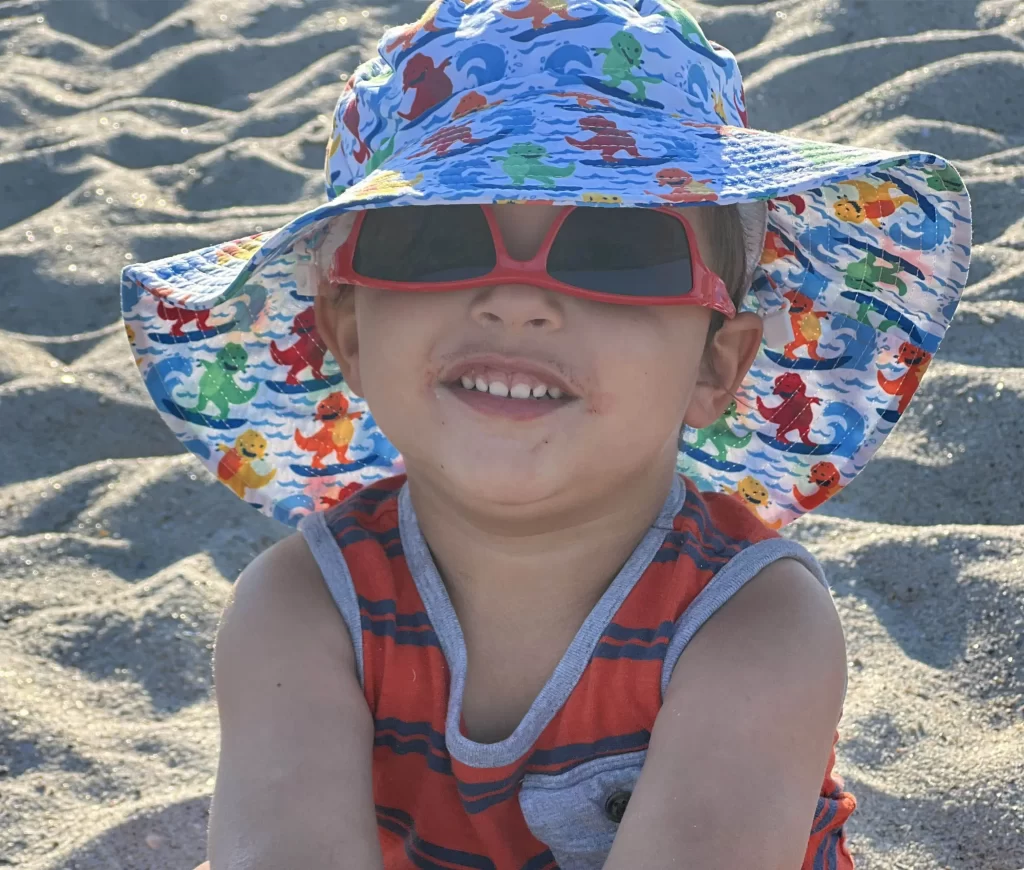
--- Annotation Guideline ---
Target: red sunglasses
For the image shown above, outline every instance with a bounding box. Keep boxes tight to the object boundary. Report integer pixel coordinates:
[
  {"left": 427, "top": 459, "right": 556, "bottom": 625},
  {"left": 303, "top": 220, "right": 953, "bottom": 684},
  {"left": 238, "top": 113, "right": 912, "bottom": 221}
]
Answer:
[{"left": 323, "top": 204, "right": 736, "bottom": 317}]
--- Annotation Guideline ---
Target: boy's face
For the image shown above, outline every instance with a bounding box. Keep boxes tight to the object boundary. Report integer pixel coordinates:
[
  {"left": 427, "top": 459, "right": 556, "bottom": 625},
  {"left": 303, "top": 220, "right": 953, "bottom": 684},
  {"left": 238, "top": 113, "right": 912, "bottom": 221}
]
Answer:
[{"left": 315, "top": 204, "right": 761, "bottom": 511}]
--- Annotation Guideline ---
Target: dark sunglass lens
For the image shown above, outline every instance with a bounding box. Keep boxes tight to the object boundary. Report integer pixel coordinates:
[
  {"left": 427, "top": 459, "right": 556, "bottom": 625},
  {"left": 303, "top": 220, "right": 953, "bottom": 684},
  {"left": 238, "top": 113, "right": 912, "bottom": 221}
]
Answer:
[
  {"left": 353, "top": 205, "right": 496, "bottom": 283},
  {"left": 547, "top": 208, "right": 694, "bottom": 297}
]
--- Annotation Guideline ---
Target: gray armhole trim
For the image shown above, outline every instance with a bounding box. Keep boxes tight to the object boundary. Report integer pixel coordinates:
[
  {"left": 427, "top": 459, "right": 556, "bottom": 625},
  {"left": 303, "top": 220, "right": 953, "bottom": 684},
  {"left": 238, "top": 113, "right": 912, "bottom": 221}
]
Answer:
[
  {"left": 297, "top": 512, "right": 365, "bottom": 689},
  {"left": 659, "top": 538, "right": 843, "bottom": 701}
]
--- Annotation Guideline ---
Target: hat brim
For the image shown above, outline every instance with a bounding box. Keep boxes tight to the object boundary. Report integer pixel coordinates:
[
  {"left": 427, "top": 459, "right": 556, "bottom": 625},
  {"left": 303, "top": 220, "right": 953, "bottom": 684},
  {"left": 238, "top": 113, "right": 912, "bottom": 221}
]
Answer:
[{"left": 122, "top": 93, "right": 971, "bottom": 527}]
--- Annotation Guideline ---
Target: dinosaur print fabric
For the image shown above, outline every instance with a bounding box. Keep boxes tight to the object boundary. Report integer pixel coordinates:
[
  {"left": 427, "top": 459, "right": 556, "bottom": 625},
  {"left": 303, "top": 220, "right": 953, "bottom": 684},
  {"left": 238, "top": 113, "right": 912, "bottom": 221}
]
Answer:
[{"left": 121, "top": 0, "right": 972, "bottom": 528}]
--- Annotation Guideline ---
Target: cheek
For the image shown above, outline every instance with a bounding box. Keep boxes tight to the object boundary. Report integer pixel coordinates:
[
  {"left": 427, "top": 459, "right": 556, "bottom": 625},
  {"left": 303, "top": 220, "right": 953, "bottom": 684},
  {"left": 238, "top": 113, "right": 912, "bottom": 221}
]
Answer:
[{"left": 587, "top": 313, "right": 706, "bottom": 422}]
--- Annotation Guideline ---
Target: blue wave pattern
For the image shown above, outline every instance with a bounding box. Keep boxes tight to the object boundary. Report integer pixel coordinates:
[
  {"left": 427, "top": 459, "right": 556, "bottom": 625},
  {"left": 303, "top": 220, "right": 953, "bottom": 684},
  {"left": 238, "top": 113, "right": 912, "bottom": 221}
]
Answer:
[{"left": 120, "top": 0, "right": 971, "bottom": 528}]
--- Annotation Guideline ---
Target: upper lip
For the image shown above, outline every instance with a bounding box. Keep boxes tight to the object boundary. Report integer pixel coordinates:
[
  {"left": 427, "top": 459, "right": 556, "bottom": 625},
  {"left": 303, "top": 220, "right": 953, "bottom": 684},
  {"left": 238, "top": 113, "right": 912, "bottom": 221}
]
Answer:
[{"left": 438, "top": 353, "right": 580, "bottom": 398}]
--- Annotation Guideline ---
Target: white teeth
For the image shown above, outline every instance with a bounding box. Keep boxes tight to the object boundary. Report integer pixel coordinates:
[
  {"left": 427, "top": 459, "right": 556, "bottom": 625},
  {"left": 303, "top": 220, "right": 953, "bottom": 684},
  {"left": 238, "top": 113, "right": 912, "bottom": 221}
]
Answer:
[{"left": 455, "top": 374, "right": 568, "bottom": 400}]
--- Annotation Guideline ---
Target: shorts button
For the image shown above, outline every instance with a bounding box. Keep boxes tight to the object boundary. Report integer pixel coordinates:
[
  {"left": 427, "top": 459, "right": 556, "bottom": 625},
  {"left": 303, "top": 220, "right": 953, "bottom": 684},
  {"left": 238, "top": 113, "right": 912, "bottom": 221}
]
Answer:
[{"left": 604, "top": 790, "right": 631, "bottom": 823}]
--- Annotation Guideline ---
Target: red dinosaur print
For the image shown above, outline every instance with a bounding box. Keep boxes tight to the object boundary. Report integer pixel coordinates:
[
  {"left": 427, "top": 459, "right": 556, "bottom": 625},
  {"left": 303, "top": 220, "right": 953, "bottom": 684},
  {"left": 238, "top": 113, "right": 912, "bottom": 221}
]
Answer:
[
  {"left": 565, "top": 116, "right": 640, "bottom": 162},
  {"left": 552, "top": 91, "right": 612, "bottom": 110},
  {"left": 877, "top": 342, "right": 932, "bottom": 415},
  {"left": 342, "top": 98, "right": 370, "bottom": 165},
  {"left": 398, "top": 54, "right": 453, "bottom": 121},
  {"left": 452, "top": 91, "right": 504, "bottom": 119},
  {"left": 645, "top": 167, "right": 717, "bottom": 203},
  {"left": 756, "top": 372, "right": 821, "bottom": 446},
  {"left": 502, "top": 0, "right": 578, "bottom": 29},
  {"left": 760, "top": 231, "right": 796, "bottom": 266},
  {"left": 792, "top": 461, "right": 841, "bottom": 511},
  {"left": 768, "top": 194, "right": 807, "bottom": 216},
  {"left": 386, "top": 0, "right": 442, "bottom": 52},
  {"left": 734, "top": 86, "right": 748, "bottom": 127},
  {"left": 414, "top": 123, "right": 481, "bottom": 157},
  {"left": 782, "top": 289, "right": 830, "bottom": 361},
  {"left": 295, "top": 393, "right": 363, "bottom": 469},
  {"left": 156, "top": 300, "right": 213, "bottom": 337},
  {"left": 320, "top": 482, "right": 364, "bottom": 508},
  {"left": 269, "top": 307, "right": 327, "bottom": 386}
]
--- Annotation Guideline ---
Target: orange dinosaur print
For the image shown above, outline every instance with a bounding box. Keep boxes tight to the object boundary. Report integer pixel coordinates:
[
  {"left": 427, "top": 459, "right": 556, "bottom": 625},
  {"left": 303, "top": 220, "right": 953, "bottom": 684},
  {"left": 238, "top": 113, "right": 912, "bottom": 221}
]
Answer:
[
  {"left": 295, "top": 393, "right": 364, "bottom": 470},
  {"left": 386, "top": 0, "right": 442, "bottom": 52},
  {"left": 760, "top": 231, "right": 796, "bottom": 266},
  {"left": 833, "top": 179, "right": 917, "bottom": 228},
  {"left": 783, "top": 289, "right": 830, "bottom": 361},
  {"left": 452, "top": 91, "right": 505, "bottom": 119},
  {"left": 877, "top": 342, "right": 932, "bottom": 415},
  {"left": 502, "top": 0, "right": 578, "bottom": 29},
  {"left": 552, "top": 91, "right": 612, "bottom": 110},
  {"left": 792, "top": 462, "right": 841, "bottom": 512}
]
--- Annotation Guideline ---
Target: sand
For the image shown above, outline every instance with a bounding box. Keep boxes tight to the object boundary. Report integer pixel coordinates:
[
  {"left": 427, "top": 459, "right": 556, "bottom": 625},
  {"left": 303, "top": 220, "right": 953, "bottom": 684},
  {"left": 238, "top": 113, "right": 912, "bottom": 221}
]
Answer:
[{"left": 1, "top": 0, "right": 1022, "bottom": 867}]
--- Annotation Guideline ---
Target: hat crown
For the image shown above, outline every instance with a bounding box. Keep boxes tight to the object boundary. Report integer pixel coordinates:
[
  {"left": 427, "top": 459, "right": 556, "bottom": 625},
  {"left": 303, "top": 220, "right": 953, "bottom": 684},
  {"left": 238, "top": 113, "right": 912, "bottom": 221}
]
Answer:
[{"left": 324, "top": 0, "right": 747, "bottom": 199}]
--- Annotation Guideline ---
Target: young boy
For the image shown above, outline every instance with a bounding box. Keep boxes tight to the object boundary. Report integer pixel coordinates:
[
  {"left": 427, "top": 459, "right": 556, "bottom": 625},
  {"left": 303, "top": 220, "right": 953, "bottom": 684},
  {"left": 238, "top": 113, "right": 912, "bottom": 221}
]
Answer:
[{"left": 121, "top": 2, "right": 972, "bottom": 867}]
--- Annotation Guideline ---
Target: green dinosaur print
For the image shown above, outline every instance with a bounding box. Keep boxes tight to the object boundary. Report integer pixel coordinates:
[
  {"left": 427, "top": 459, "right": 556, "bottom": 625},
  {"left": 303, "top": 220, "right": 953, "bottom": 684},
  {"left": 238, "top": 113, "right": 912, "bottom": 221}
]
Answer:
[
  {"left": 194, "top": 342, "right": 259, "bottom": 419},
  {"left": 844, "top": 252, "right": 907, "bottom": 332},
  {"left": 366, "top": 136, "right": 396, "bottom": 173},
  {"left": 690, "top": 401, "right": 752, "bottom": 458},
  {"left": 501, "top": 143, "right": 576, "bottom": 188},
  {"left": 652, "top": 0, "right": 714, "bottom": 52},
  {"left": 594, "top": 31, "right": 662, "bottom": 102},
  {"left": 923, "top": 163, "right": 965, "bottom": 193}
]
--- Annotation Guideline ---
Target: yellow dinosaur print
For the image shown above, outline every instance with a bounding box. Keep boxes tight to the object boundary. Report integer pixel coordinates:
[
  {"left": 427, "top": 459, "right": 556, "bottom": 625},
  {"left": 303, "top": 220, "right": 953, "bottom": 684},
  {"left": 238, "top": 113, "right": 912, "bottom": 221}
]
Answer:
[
  {"left": 722, "top": 475, "right": 783, "bottom": 530},
  {"left": 712, "top": 91, "right": 727, "bottom": 124},
  {"left": 344, "top": 169, "right": 426, "bottom": 202},
  {"left": 217, "top": 429, "right": 276, "bottom": 499},
  {"left": 833, "top": 179, "right": 917, "bottom": 228},
  {"left": 215, "top": 238, "right": 263, "bottom": 266}
]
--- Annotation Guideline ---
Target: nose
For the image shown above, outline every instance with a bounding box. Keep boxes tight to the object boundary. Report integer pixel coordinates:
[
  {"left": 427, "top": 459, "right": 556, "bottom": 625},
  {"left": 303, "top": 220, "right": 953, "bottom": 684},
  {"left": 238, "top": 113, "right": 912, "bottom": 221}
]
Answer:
[{"left": 469, "top": 283, "right": 565, "bottom": 332}]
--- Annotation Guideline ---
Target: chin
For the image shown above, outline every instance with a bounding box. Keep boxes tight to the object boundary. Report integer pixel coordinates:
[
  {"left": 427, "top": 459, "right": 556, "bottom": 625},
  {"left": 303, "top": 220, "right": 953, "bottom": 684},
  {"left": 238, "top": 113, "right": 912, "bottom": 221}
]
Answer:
[{"left": 427, "top": 446, "right": 572, "bottom": 511}]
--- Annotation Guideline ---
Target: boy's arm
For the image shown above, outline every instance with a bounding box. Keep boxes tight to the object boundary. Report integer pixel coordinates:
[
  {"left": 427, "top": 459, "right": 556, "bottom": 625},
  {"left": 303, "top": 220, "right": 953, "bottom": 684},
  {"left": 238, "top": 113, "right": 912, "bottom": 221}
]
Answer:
[
  {"left": 602, "top": 557, "right": 847, "bottom": 870},
  {"left": 207, "top": 532, "right": 384, "bottom": 870}
]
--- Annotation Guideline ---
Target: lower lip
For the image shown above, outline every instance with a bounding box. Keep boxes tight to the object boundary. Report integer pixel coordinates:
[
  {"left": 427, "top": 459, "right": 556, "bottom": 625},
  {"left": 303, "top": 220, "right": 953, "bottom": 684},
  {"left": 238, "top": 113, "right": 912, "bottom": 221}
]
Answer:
[{"left": 445, "top": 385, "right": 573, "bottom": 421}]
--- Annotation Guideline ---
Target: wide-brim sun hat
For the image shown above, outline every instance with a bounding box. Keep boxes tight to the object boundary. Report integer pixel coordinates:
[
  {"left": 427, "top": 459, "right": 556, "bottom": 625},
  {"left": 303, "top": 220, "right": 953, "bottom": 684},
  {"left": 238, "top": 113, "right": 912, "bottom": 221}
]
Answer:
[{"left": 121, "top": 0, "right": 972, "bottom": 529}]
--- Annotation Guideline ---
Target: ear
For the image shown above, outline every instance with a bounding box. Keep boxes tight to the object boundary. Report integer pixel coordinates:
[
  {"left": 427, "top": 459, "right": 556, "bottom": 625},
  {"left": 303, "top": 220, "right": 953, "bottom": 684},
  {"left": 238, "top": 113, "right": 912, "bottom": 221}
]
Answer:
[
  {"left": 684, "top": 311, "right": 763, "bottom": 429},
  {"left": 313, "top": 281, "right": 364, "bottom": 396}
]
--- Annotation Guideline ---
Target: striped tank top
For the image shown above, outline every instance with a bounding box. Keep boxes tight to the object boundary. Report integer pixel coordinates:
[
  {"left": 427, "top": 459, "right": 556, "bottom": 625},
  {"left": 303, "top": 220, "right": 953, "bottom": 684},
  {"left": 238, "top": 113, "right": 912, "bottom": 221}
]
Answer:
[{"left": 298, "top": 473, "right": 856, "bottom": 870}]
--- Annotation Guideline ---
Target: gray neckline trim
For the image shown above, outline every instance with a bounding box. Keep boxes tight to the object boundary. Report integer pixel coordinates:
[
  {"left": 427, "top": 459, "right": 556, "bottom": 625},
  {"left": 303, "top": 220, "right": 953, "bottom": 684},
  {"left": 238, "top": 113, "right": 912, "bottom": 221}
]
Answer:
[
  {"left": 298, "top": 512, "right": 366, "bottom": 688},
  {"left": 397, "top": 475, "right": 685, "bottom": 769}
]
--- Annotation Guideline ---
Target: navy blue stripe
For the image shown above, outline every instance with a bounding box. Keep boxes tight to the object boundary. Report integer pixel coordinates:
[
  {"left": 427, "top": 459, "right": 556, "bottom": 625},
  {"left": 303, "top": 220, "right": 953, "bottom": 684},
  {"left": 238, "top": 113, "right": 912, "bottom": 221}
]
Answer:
[
  {"left": 460, "top": 734, "right": 652, "bottom": 814},
  {"left": 520, "top": 851, "right": 558, "bottom": 870},
  {"left": 361, "top": 615, "right": 441, "bottom": 647},
  {"left": 376, "top": 718, "right": 448, "bottom": 751},
  {"left": 812, "top": 830, "right": 842, "bottom": 870},
  {"left": 811, "top": 795, "right": 839, "bottom": 835},
  {"left": 601, "top": 621, "right": 674, "bottom": 643},
  {"left": 375, "top": 806, "right": 496, "bottom": 870},
  {"left": 593, "top": 640, "right": 669, "bottom": 660},
  {"left": 455, "top": 767, "right": 523, "bottom": 799},
  {"left": 374, "top": 734, "right": 452, "bottom": 776},
  {"left": 359, "top": 598, "right": 433, "bottom": 627},
  {"left": 328, "top": 512, "right": 402, "bottom": 538},
  {"left": 528, "top": 731, "right": 650, "bottom": 769}
]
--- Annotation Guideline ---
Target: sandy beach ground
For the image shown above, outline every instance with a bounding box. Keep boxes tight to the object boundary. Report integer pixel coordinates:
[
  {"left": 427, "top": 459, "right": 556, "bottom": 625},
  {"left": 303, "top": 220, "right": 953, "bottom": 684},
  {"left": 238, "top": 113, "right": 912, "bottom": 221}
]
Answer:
[{"left": 1, "top": 0, "right": 1022, "bottom": 867}]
